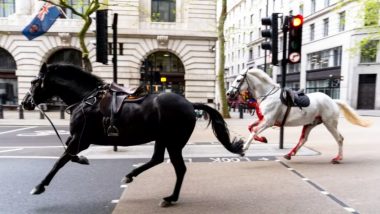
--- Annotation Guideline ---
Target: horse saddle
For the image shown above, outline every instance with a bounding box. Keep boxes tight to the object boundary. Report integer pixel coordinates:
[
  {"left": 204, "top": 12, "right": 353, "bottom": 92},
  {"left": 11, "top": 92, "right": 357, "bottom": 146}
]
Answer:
[
  {"left": 280, "top": 88, "right": 310, "bottom": 109},
  {"left": 99, "top": 83, "right": 147, "bottom": 136},
  {"left": 99, "top": 83, "right": 147, "bottom": 116}
]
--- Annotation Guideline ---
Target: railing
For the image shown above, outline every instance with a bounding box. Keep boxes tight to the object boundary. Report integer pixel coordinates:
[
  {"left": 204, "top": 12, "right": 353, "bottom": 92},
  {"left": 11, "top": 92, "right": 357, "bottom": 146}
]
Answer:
[{"left": 0, "top": 104, "right": 66, "bottom": 120}]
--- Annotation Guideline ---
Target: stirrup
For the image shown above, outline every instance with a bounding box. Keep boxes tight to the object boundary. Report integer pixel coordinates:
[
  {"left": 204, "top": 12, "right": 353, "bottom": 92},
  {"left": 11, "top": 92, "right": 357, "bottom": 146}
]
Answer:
[{"left": 107, "top": 125, "right": 119, "bottom": 137}]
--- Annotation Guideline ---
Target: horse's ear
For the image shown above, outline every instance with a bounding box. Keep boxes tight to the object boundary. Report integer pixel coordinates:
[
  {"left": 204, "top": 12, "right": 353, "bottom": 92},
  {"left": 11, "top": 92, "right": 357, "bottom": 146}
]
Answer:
[{"left": 40, "top": 63, "right": 48, "bottom": 74}]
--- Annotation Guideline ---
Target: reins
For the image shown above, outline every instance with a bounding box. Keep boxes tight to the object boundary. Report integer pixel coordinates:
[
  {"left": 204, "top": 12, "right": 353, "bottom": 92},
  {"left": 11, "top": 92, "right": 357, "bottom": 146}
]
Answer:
[{"left": 29, "top": 85, "right": 103, "bottom": 158}]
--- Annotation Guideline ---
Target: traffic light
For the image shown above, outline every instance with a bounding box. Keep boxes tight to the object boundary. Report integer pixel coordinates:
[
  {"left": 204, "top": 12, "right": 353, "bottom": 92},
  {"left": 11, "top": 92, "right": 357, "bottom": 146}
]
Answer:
[
  {"left": 261, "top": 13, "right": 279, "bottom": 65},
  {"left": 288, "top": 15, "right": 303, "bottom": 64},
  {"left": 96, "top": 10, "right": 108, "bottom": 64}
]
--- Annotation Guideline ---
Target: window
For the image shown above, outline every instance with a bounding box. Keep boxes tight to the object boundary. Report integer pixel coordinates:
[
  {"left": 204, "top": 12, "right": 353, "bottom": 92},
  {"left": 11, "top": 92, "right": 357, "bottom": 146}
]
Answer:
[
  {"left": 250, "top": 14, "right": 254, "bottom": 24},
  {"left": 257, "top": 45, "right": 261, "bottom": 57},
  {"left": 339, "top": 11, "right": 345, "bottom": 32},
  {"left": 0, "top": 47, "right": 17, "bottom": 104},
  {"left": 250, "top": 31, "right": 253, "bottom": 41},
  {"left": 152, "top": 0, "right": 176, "bottom": 22},
  {"left": 310, "top": 24, "right": 315, "bottom": 41},
  {"left": 360, "top": 40, "right": 378, "bottom": 63},
  {"left": 0, "top": 0, "right": 15, "bottom": 17},
  {"left": 249, "top": 48, "right": 253, "bottom": 60},
  {"left": 324, "top": 0, "right": 330, "bottom": 7},
  {"left": 299, "top": 4, "right": 303, "bottom": 15},
  {"left": 288, "top": 63, "right": 300, "bottom": 73},
  {"left": 311, "top": 0, "right": 316, "bottom": 13},
  {"left": 323, "top": 18, "right": 329, "bottom": 37},
  {"left": 64, "top": 0, "right": 90, "bottom": 19},
  {"left": 307, "top": 47, "right": 342, "bottom": 70}
]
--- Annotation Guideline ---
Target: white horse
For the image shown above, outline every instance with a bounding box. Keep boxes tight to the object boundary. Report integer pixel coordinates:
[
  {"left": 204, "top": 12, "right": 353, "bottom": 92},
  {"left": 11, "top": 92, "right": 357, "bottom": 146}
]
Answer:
[{"left": 226, "top": 68, "right": 372, "bottom": 163}]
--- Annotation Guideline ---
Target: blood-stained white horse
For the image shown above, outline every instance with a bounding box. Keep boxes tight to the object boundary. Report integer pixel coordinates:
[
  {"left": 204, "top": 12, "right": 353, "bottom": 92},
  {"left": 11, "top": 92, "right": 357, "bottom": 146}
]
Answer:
[{"left": 226, "top": 68, "right": 372, "bottom": 163}]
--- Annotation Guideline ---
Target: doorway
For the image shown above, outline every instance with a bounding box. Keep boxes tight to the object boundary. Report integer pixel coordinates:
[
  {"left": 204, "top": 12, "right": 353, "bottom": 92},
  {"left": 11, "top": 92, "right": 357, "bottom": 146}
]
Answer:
[
  {"left": 141, "top": 51, "right": 185, "bottom": 95},
  {"left": 357, "top": 74, "right": 376, "bottom": 109}
]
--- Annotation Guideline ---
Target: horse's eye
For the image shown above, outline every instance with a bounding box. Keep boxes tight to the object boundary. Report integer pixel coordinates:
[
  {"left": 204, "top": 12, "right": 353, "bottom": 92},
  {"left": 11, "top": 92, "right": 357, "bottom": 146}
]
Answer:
[{"left": 237, "top": 80, "right": 241, "bottom": 82}]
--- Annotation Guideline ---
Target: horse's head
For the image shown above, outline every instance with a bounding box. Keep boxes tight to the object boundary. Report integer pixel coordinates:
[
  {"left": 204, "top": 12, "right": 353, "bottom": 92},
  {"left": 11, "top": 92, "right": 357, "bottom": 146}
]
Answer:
[
  {"left": 226, "top": 69, "right": 248, "bottom": 100},
  {"left": 22, "top": 63, "right": 54, "bottom": 110}
]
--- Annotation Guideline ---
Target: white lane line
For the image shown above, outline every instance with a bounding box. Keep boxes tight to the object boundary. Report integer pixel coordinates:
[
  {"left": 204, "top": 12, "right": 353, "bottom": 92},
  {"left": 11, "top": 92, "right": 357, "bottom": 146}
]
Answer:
[
  {"left": 0, "top": 156, "right": 59, "bottom": 159},
  {"left": 0, "top": 148, "right": 23, "bottom": 153},
  {"left": 111, "top": 200, "right": 119, "bottom": 204},
  {"left": 0, "top": 146, "right": 64, "bottom": 149},
  {"left": 0, "top": 126, "right": 37, "bottom": 135}
]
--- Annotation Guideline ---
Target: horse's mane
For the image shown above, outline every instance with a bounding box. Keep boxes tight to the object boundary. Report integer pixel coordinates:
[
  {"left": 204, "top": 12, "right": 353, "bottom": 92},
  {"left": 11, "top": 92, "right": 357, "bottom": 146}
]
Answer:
[
  {"left": 47, "top": 64, "right": 104, "bottom": 86},
  {"left": 247, "top": 68, "right": 278, "bottom": 87}
]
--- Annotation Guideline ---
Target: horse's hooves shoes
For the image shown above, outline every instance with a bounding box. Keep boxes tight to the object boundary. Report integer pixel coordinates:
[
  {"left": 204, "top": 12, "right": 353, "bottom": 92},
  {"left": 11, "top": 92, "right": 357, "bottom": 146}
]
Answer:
[
  {"left": 30, "top": 185, "right": 45, "bottom": 195},
  {"left": 121, "top": 176, "right": 133, "bottom": 183},
  {"left": 159, "top": 200, "right": 173, "bottom": 207}
]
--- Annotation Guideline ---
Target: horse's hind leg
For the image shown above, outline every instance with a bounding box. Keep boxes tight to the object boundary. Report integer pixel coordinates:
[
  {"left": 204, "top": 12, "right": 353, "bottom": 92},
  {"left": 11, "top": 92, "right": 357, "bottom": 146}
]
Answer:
[
  {"left": 323, "top": 120, "right": 344, "bottom": 164},
  {"left": 160, "top": 145, "right": 187, "bottom": 207},
  {"left": 284, "top": 124, "right": 318, "bottom": 160},
  {"left": 122, "top": 142, "right": 165, "bottom": 183}
]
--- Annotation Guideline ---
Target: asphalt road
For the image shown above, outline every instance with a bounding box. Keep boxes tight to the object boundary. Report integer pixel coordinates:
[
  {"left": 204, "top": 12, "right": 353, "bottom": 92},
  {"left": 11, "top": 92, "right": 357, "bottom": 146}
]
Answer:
[
  {"left": 0, "top": 126, "right": 134, "bottom": 214},
  {"left": 0, "top": 125, "right": 277, "bottom": 214}
]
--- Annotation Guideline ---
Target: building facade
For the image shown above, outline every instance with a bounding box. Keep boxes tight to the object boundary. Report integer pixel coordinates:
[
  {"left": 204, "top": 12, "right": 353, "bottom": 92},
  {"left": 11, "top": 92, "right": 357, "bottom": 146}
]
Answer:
[
  {"left": 0, "top": 0, "right": 217, "bottom": 105},
  {"left": 225, "top": 0, "right": 380, "bottom": 110}
]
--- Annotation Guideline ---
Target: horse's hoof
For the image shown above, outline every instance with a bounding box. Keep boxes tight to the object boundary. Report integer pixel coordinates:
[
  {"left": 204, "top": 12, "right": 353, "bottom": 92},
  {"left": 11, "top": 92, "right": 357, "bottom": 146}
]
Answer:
[
  {"left": 77, "top": 156, "right": 90, "bottom": 165},
  {"left": 331, "top": 159, "right": 341, "bottom": 164},
  {"left": 121, "top": 176, "right": 133, "bottom": 183},
  {"left": 283, "top": 154, "right": 291, "bottom": 160},
  {"left": 30, "top": 185, "right": 45, "bottom": 195},
  {"left": 262, "top": 137, "right": 268, "bottom": 143},
  {"left": 71, "top": 155, "right": 90, "bottom": 165},
  {"left": 240, "top": 152, "right": 245, "bottom": 157},
  {"left": 159, "top": 200, "right": 173, "bottom": 207}
]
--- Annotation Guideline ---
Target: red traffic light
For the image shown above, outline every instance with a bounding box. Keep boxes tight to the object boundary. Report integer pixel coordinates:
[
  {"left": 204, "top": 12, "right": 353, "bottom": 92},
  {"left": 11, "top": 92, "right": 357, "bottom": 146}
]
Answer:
[{"left": 290, "top": 15, "right": 303, "bottom": 28}]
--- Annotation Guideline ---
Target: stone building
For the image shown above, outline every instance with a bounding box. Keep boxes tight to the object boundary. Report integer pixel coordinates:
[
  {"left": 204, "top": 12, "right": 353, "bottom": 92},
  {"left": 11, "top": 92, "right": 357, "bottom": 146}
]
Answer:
[
  {"left": 225, "top": 0, "right": 380, "bottom": 109},
  {"left": 0, "top": 0, "right": 217, "bottom": 105}
]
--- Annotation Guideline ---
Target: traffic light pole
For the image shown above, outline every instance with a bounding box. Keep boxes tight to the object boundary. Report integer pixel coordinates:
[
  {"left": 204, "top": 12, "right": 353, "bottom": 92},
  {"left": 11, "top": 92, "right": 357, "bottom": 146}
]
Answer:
[
  {"left": 279, "top": 16, "right": 289, "bottom": 150},
  {"left": 112, "top": 13, "right": 118, "bottom": 152}
]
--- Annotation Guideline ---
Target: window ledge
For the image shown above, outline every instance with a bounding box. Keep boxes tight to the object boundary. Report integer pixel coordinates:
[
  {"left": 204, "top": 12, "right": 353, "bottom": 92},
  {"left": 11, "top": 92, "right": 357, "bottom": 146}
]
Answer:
[{"left": 358, "top": 62, "right": 380, "bottom": 66}]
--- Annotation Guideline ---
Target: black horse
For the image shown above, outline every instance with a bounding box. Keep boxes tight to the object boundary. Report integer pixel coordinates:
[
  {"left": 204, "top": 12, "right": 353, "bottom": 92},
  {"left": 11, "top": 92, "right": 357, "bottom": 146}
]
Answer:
[{"left": 22, "top": 63, "right": 243, "bottom": 206}]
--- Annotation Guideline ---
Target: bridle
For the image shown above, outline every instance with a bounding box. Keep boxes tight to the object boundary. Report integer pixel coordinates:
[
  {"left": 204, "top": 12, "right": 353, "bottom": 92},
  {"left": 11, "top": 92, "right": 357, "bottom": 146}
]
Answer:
[{"left": 230, "top": 70, "right": 280, "bottom": 103}]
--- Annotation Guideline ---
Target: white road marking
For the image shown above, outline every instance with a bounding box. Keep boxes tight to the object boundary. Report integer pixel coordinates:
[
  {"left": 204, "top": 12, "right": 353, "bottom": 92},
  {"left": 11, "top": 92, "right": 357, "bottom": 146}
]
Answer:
[
  {"left": 120, "top": 184, "right": 127, "bottom": 188},
  {"left": 0, "top": 126, "right": 37, "bottom": 135},
  {"left": 344, "top": 207, "right": 357, "bottom": 213},
  {"left": 0, "top": 148, "right": 23, "bottom": 153},
  {"left": 0, "top": 156, "right": 59, "bottom": 159},
  {"left": 321, "top": 191, "right": 330, "bottom": 195},
  {"left": 111, "top": 200, "right": 119, "bottom": 204}
]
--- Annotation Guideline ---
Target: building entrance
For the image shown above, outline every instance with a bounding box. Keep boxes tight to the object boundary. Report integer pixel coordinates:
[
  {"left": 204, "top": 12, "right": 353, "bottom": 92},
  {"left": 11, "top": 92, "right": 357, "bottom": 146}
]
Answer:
[
  {"left": 0, "top": 48, "right": 17, "bottom": 104},
  {"left": 141, "top": 51, "right": 185, "bottom": 95},
  {"left": 357, "top": 74, "right": 377, "bottom": 109}
]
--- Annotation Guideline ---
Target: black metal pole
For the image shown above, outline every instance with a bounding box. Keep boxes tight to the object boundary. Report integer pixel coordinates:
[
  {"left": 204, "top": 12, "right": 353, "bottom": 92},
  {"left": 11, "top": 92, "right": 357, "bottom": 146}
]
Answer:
[
  {"left": 264, "top": 0, "right": 269, "bottom": 73},
  {"left": 279, "top": 16, "right": 289, "bottom": 149},
  {"left": 112, "top": 13, "right": 118, "bottom": 152},
  {"left": 0, "top": 105, "right": 3, "bottom": 119}
]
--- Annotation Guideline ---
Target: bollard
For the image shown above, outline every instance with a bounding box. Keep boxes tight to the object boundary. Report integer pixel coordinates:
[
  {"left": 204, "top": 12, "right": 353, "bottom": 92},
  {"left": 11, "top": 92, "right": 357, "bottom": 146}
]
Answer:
[
  {"left": 18, "top": 105, "right": 24, "bottom": 119},
  {"left": 60, "top": 105, "right": 65, "bottom": 119},
  {"left": 239, "top": 104, "right": 244, "bottom": 119},
  {"left": 0, "top": 105, "right": 3, "bottom": 119},
  {"left": 217, "top": 103, "right": 220, "bottom": 110},
  {"left": 39, "top": 104, "right": 46, "bottom": 119}
]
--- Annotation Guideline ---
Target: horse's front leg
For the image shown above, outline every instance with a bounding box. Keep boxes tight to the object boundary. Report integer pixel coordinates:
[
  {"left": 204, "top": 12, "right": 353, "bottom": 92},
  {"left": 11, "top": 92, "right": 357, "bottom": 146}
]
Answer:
[
  {"left": 30, "top": 137, "right": 87, "bottom": 195},
  {"left": 248, "top": 120, "right": 268, "bottom": 143},
  {"left": 243, "top": 120, "right": 270, "bottom": 151}
]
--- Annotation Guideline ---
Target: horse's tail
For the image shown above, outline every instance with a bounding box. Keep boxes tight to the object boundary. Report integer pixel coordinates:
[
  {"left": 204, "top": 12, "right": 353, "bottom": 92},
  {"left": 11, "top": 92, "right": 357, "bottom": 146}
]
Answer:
[
  {"left": 335, "top": 100, "right": 372, "bottom": 127},
  {"left": 192, "top": 103, "right": 244, "bottom": 155}
]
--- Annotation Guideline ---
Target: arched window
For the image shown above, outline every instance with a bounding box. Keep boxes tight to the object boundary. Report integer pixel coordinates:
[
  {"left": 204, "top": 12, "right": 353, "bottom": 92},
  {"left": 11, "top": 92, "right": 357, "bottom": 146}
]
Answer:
[
  {"left": 0, "top": 0, "right": 15, "bottom": 17},
  {"left": 0, "top": 48, "right": 17, "bottom": 104},
  {"left": 141, "top": 51, "right": 184, "bottom": 94},
  {"left": 151, "top": 0, "right": 176, "bottom": 22},
  {"left": 47, "top": 49, "right": 83, "bottom": 67}
]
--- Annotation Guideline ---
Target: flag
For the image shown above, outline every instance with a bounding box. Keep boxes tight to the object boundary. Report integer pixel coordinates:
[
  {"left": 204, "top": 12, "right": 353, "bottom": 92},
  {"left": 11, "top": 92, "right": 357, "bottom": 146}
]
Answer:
[{"left": 22, "top": 3, "right": 61, "bottom": 40}]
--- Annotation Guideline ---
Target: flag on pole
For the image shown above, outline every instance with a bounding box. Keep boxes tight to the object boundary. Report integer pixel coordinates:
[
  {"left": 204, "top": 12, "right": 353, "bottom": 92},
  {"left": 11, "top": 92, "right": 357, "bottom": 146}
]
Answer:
[{"left": 22, "top": 3, "right": 61, "bottom": 40}]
